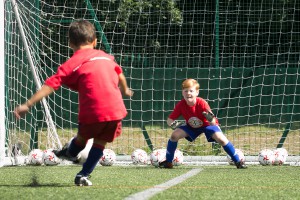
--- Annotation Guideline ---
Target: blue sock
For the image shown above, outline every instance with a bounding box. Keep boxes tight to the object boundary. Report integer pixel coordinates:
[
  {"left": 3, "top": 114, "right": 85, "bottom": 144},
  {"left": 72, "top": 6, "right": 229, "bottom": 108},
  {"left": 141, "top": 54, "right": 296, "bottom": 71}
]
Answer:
[
  {"left": 80, "top": 146, "right": 104, "bottom": 176},
  {"left": 166, "top": 139, "right": 177, "bottom": 162},
  {"left": 68, "top": 137, "right": 85, "bottom": 157},
  {"left": 223, "top": 142, "right": 240, "bottom": 163}
]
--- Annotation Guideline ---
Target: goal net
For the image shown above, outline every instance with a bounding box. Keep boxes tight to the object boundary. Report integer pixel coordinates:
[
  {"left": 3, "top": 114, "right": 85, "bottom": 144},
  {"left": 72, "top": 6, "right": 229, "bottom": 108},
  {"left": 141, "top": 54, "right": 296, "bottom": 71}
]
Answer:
[{"left": 2, "top": 0, "right": 300, "bottom": 166}]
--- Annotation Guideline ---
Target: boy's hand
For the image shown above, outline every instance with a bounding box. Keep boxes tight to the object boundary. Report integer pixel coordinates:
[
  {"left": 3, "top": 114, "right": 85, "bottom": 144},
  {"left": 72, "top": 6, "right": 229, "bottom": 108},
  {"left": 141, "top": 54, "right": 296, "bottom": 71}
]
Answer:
[
  {"left": 202, "top": 110, "right": 214, "bottom": 122},
  {"left": 124, "top": 88, "right": 134, "bottom": 97},
  {"left": 14, "top": 104, "right": 30, "bottom": 119},
  {"left": 170, "top": 121, "right": 185, "bottom": 130}
]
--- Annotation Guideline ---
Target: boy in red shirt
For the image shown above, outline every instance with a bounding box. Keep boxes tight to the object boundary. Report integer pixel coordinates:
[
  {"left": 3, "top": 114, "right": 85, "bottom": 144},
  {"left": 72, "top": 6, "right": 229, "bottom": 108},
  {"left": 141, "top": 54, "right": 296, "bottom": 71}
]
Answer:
[
  {"left": 14, "top": 20, "right": 133, "bottom": 186},
  {"left": 159, "top": 79, "right": 247, "bottom": 169}
]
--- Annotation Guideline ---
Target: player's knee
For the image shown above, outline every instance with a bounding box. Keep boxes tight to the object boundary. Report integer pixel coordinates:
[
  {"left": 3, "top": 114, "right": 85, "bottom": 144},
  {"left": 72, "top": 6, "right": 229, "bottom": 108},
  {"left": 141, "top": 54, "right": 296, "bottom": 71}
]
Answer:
[
  {"left": 74, "top": 136, "right": 86, "bottom": 146},
  {"left": 170, "top": 131, "right": 183, "bottom": 142},
  {"left": 212, "top": 132, "right": 228, "bottom": 146},
  {"left": 93, "top": 139, "right": 107, "bottom": 147}
]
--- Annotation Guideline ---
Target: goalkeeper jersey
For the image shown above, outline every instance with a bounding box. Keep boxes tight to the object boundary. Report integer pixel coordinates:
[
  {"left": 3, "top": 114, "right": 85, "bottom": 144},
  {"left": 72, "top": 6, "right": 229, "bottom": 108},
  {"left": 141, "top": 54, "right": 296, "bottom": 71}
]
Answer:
[
  {"left": 45, "top": 48, "right": 127, "bottom": 124},
  {"left": 169, "top": 97, "right": 219, "bottom": 128}
]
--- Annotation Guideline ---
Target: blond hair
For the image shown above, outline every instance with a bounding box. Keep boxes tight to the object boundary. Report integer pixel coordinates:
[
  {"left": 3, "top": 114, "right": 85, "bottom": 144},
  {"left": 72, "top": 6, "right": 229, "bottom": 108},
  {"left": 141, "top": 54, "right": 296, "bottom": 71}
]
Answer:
[{"left": 182, "top": 79, "right": 200, "bottom": 90}]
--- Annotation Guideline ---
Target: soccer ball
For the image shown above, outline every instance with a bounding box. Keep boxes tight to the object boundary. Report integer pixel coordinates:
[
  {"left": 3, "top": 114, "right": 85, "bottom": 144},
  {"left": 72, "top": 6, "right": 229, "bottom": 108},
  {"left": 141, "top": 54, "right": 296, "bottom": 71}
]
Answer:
[
  {"left": 258, "top": 149, "right": 275, "bottom": 166},
  {"left": 277, "top": 147, "right": 288, "bottom": 160},
  {"left": 28, "top": 149, "right": 44, "bottom": 165},
  {"left": 172, "top": 149, "right": 184, "bottom": 166},
  {"left": 273, "top": 148, "right": 288, "bottom": 165},
  {"left": 99, "top": 149, "right": 116, "bottom": 166},
  {"left": 43, "top": 149, "right": 60, "bottom": 166},
  {"left": 226, "top": 149, "right": 245, "bottom": 165},
  {"left": 150, "top": 149, "right": 166, "bottom": 167},
  {"left": 131, "top": 149, "right": 148, "bottom": 165},
  {"left": 66, "top": 137, "right": 94, "bottom": 164},
  {"left": 77, "top": 139, "right": 93, "bottom": 164}
]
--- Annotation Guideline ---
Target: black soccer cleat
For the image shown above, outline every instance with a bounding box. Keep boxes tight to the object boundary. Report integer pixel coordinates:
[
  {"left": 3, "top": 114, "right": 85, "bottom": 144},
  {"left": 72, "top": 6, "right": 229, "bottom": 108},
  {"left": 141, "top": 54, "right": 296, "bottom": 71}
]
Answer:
[
  {"left": 74, "top": 174, "right": 92, "bottom": 186},
  {"left": 53, "top": 147, "right": 78, "bottom": 162},
  {"left": 159, "top": 160, "right": 173, "bottom": 169},
  {"left": 235, "top": 161, "right": 248, "bottom": 169}
]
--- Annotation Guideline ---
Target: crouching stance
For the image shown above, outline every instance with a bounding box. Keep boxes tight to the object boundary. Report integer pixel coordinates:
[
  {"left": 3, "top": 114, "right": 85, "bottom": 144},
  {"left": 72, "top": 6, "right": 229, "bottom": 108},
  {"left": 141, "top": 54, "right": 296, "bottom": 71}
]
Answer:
[{"left": 159, "top": 79, "right": 247, "bottom": 169}]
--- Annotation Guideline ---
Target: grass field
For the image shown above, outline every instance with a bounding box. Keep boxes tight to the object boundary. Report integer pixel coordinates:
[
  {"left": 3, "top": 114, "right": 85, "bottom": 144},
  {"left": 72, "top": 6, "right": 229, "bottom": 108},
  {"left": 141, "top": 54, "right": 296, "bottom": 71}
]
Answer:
[{"left": 0, "top": 164, "right": 299, "bottom": 200}]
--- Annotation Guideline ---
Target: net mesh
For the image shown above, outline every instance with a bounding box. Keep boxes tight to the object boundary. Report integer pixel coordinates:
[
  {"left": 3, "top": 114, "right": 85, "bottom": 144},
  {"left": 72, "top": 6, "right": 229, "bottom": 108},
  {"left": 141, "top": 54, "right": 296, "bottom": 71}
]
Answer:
[{"left": 3, "top": 0, "right": 300, "bottom": 165}]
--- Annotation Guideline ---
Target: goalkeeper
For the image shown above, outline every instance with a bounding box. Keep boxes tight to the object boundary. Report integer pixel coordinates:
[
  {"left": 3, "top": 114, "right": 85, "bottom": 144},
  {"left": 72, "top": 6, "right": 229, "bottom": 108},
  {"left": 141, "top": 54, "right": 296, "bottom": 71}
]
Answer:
[
  {"left": 14, "top": 20, "right": 133, "bottom": 186},
  {"left": 159, "top": 79, "right": 247, "bottom": 169}
]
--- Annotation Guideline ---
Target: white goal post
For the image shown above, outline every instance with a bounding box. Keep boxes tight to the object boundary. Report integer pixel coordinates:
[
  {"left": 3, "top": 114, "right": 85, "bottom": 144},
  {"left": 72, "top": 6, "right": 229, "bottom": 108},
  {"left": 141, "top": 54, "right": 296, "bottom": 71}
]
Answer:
[{"left": 2, "top": 0, "right": 300, "bottom": 167}]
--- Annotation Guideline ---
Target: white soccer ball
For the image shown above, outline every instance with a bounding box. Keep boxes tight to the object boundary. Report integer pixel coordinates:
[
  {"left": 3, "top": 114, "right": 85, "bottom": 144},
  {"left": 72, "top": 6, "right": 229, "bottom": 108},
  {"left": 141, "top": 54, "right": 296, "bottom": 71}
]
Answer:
[
  {"left": 173, "top": 149, "right": 184, "bottom": 166},
  {"left": 131, "top": 149, "right": 148, "bottom": 165},
  {"left": 43, "top": 149, "right": 60, "bottom": 166},
  {"left": 66, "top": 137, "right": 81, "bottom": 162},
  {"left": 273, "top": 148, "right": 288, "bottom": 165},
  {"left": 77, "top": 139, "right": 93, "bottom": 164},
  {"left": 66, "top": 137, "right": 94, "bottom": 164},
  {"left": 28, "top": 149, "right": 44, "bottom": 165},
  {"left": 150, "top": 149, "right": 166, "bottom": 167},
  {"left": 258, "top": 149, "right": 275, "bottom": 166},
  {"left": 99, "top": 149, "right": 116, "bottom": 166},
  {"left": 226, "top": 149, "right": 245, "bottom": 165}
]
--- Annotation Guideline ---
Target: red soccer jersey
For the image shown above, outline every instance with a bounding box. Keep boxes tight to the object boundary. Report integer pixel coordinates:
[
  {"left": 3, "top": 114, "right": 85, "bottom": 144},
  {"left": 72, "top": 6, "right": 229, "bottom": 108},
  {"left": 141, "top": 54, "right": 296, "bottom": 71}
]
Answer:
[
  {"left": 45, "top": 48, "right": 127, "bottom": 124},
  {"left": 169, "top": 97, "right": 219, "bottom": 128}
]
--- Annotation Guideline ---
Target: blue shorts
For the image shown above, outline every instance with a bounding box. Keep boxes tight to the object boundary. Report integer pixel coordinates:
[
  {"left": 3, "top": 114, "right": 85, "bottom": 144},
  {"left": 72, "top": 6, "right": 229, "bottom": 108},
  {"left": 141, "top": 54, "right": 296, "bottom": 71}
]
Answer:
[{"left": 179, "top": 125, "right": 222, "bottom": 142}]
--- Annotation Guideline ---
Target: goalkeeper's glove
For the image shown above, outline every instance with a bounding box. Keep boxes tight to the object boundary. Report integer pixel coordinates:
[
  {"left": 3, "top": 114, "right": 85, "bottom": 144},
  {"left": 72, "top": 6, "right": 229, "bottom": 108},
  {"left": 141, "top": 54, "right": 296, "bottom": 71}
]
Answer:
[
  {"left": 202, "top": 110, "right": 215, "bottom": 122},
  {"left": 170, "top": 121, "right": 185, "bottom": 130}
]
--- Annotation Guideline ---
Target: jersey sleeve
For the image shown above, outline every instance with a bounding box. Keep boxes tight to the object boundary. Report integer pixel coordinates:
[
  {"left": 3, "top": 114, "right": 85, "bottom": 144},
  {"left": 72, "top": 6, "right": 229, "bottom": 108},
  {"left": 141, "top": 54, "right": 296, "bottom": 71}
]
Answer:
[
  {"left": 44, "top": 64, "right": 69, "bottom": 90},
  {"left": 169, "top": 101, "right": 182, "bottom": 120},
  {"left": 114, "top": 65, "right": 123, "bottom": 75},
  {"left": 202, "top": 98, "right": 213, "bottom": 113}
]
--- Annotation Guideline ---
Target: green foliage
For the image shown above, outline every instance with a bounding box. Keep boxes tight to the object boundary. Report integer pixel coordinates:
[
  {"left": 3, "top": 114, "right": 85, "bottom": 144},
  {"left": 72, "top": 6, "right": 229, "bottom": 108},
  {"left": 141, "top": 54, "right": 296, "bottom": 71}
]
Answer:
[{"left": 117, "top": 0, "right": 183, "bottom": 29}]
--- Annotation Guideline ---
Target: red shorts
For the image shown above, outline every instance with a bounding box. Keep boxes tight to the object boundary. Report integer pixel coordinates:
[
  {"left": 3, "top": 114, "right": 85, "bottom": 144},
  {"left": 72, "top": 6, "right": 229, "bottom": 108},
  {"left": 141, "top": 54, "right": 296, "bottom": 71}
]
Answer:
[{"left": 78, "top": 120, "right": 122, "bottom": 143}]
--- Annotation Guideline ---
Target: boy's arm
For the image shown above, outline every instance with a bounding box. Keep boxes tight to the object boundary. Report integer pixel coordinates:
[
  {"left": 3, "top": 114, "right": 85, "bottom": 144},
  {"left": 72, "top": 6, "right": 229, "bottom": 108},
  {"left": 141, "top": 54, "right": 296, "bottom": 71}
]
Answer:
[
  {"left": 14, "top": 85, "right": 54, "bottom": 119},
  {"left": 167, "top": 118, "right": 184, "bottom": 130},
  {"left": 202, "top": 110, "right": 217, "bottom": 125},
  {"left": 119, "top": 73, "right": 134, "bottom": 97}
]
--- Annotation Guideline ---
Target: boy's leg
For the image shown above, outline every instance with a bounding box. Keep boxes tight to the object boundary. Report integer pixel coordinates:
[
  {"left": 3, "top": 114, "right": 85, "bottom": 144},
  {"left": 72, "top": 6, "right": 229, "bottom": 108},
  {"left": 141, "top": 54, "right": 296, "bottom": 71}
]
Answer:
[
  {"left": 75, "top": 144, "right": 104, "bottom": 186},
  {"left": 222, "top": 141, "right": 247, "bottom": 169},
  {"left": 222, "top": 141, "right": 240, "bottom": 163},
  {"left": 166, "top": 139, "right": 178, "bottom": 162},
  {"left": 208, "top": 127, "right": 247, "bottom": 169},
  {"left": 159, "top": 128, "right": 188, "bottom": 168},
  {"left": 78, "top": 144, "right": 104, "bottom": 176},
  {"left": 53, "top": 137, "right": 85, "bottom": 162},
  {"left": 68, "top": 137, "right": 85, "bottom": 157},
  {"left": 159, "top": 139, "right": 177, "bottom": 168}
]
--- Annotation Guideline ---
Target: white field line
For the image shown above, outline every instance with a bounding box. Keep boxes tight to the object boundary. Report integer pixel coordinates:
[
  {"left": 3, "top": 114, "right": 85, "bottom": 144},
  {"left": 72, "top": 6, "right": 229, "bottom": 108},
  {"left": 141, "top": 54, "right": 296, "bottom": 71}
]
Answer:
[{"left": 124, "top": 168, "right": 203, "bottom": 200}]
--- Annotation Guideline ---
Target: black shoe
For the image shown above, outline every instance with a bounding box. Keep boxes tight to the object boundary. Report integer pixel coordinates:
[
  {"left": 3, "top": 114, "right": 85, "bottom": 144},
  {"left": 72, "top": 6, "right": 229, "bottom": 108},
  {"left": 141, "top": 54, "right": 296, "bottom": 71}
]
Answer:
[
  {"left": 159, "top": 160, "right": 173, "bottom": 168},
  {"left": 53, "top": 147, "right": 78, "bottom": 162},
  {"left": 74, "top": 174, "right": 92, "bottom": 186},
  {"left": 235, "top": 161, "right": 248, "bottom": 169}
]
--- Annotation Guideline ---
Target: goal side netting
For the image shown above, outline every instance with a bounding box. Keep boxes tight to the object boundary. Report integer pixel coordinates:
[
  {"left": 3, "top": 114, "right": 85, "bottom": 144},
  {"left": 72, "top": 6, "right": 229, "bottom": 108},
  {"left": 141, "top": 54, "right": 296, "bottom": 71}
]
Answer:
[{"left": 2, "top": 0, "right": 300, "bottom": 166}]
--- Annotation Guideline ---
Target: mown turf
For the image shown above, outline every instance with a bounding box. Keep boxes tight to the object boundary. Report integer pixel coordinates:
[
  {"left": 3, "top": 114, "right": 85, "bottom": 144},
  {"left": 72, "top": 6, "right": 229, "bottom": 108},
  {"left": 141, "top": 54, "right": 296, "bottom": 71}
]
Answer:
[{"left": 0, "top": 165, "right": 299, "bottom": 200}]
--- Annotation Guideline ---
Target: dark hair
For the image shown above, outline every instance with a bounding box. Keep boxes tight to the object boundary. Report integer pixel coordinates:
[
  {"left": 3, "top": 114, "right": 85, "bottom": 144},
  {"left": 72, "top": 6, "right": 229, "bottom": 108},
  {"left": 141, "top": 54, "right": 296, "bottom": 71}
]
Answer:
[{"left": 68, "top": 20, "right": 96, "bottom": 47}]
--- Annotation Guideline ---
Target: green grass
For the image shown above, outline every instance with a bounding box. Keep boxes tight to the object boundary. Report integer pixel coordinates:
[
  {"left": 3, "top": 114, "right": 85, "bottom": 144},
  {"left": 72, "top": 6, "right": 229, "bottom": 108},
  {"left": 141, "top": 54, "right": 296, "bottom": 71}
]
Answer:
[{"left": 0, "top": 165, "right": 300, "bottom": 200}]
